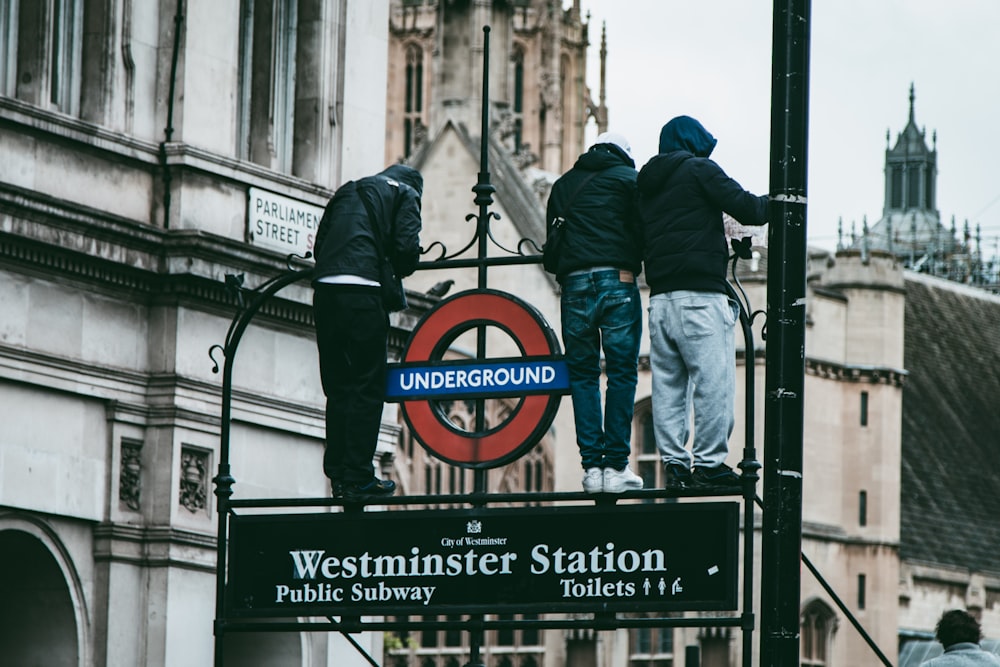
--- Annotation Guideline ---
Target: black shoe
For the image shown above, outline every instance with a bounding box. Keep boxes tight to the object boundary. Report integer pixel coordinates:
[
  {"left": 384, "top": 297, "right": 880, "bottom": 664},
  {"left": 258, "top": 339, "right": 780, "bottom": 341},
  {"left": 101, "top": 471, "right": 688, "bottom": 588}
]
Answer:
[
  {"left": 690, "top": 464, "right": 741, "bottom": 491},
  {"left": 663, "top": 464, "right": 692, "bottom": 491},
  {"left": 343, "top": 478, "right": 397, "bottom": 501},
  {"left": 330, "top": 480, "right": 344, "bottom": 498}
]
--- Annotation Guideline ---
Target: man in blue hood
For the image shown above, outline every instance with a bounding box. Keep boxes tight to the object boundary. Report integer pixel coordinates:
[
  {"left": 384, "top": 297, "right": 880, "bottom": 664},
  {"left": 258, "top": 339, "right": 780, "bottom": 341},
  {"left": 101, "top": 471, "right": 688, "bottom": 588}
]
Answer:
[
  {"left": 312, "top": 164, "right": 423, "bottom": 500},
  {"left": 637, "top": 116, "right": 767, "bottom": 491}
]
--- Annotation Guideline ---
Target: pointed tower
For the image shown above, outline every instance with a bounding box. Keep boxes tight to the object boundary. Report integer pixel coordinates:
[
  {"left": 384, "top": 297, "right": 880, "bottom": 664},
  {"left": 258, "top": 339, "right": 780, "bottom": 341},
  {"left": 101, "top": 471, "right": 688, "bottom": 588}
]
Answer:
[
  {"left": 884, "top": 83, "right": 937, "bottom": 219},
  {"left": 862, "top": 84, "right": 959, "bottom": 265},
  {"left": 385, "top": 0, "right": 596, "bottom": 175}
]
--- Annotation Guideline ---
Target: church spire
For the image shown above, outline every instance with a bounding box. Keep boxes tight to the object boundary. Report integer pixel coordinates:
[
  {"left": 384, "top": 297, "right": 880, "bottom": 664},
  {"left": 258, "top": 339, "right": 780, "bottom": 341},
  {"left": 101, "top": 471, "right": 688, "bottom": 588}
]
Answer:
[
  {"left": 858, "top": 83, "right": 952, "bottom": 268},
  {"left": 908, "top": 81, "right": 915, "bottom": 124},
  {"left": 884, "top": 83, "right": 936, "bottom": 217},
  {"left": 595, "top": 22, "right": 608, "bottom": 134}
]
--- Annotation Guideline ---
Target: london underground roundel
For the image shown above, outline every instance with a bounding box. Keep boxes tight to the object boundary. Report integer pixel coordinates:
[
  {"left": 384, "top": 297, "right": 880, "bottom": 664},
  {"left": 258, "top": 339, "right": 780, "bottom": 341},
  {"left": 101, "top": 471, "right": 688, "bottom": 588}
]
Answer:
[{"left": 386, "top": 289, "right": 568, "bottom": 468}]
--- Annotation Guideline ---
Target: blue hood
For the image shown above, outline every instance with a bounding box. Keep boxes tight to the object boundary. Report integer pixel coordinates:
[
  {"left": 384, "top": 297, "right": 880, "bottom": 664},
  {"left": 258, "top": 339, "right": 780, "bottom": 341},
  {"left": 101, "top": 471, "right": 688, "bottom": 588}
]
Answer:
[
  {"left": 658, "top": 115, "right": 717, "bottom": 158},
  {"left": 380, "top": 164, "right": 423, "bottom": 195}
]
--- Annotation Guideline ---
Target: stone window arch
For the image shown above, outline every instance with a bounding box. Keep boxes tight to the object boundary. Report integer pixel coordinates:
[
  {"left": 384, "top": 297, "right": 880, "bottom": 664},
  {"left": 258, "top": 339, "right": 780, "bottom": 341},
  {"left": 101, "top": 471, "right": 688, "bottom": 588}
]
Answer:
[
  {"left": 0, "top": 516, "right": 87, "bottom": 665},
  {"left": 0, "top": 0, "right": 83, "bottom": 114},
  {"left": 403, "top": 41, "right": 425, "bottom": 157},
  {"left": 801, "top": 598, "right": 838, "bottom": 666}
]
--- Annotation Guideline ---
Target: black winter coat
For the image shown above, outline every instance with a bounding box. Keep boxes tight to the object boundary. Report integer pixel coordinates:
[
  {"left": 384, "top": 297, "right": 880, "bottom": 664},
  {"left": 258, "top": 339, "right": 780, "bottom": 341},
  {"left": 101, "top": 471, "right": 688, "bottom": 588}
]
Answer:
[
  {"left": 312, "top": 166, "right": 422, "bottom": 285},
  {"left": 637, "top": 151, "right": 767, "bottom": 295},
  {"left": 544, "top": 146, "right": 642, "bottom": 279}
]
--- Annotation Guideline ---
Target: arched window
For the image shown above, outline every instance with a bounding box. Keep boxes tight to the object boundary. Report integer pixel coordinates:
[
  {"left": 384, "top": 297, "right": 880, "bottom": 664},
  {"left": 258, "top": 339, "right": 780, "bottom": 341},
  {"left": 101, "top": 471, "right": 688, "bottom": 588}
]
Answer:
[
  {"left": 511, "top": 44, "right": 525, "bottom": 151},
  {"left": 0, "top": 0, "right": 82, "bottom": 114},
  {"left": 0, "top": 529, "right": 81, "bottom": 665},
  {"left": 238, "top": 0, "right": 298, "bottom": 172},
  {"left": 238, "top": 0, "right": 326, "bottom": 178},
  {"left": 801, "top": 599, "right": 837, "bottom": 666},
  {"left": 403, "top": 42, "right": 424, "bottom": 158},
  {"left": 891, "top": 167, "right": 903, "bottom": 209},
  {"left": 559, "top": 53, "right": 570, "bottom": 168},
  {"left": 634, "top": 399, "right": 661, "bottom": 497},
  {"left": 907, "top": 167, "right": 921, "bottom": 208},
  {"left": 628, "top": 621, "right": 674, "bottom": 666},
  {"left": 518, "top": 444, "right": 551, "bottom": 494}
]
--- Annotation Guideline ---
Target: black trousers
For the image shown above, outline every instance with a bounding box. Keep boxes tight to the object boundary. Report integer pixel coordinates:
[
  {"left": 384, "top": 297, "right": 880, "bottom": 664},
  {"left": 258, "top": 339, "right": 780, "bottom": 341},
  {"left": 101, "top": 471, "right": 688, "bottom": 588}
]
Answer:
[{"left": 313, "top": 285, "right": 388, "bottom": 485}]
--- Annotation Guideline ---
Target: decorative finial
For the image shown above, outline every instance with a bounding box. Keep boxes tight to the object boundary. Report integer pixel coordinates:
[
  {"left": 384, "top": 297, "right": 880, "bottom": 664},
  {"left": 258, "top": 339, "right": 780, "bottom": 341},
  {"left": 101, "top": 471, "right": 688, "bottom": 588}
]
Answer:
[{"left": 909, "top": 82, "right": 915, "bottom": 123}]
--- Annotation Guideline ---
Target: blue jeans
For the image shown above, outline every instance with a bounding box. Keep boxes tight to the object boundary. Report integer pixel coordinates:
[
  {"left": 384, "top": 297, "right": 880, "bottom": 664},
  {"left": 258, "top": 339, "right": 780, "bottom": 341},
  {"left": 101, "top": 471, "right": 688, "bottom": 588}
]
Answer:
[
  {"left": 649, "top": 291, "right": 738, "bottom": 469},
  {"left": 560, "top": 270, "right": 642, "bottom": 470}
]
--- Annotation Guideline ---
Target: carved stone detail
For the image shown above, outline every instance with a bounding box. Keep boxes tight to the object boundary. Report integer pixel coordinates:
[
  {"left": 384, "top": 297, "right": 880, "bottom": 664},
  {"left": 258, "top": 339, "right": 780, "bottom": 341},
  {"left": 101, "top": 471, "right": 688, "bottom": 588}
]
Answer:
[
  {"left": 180, "top": 447, "right": 209, "bottom": 513},
  {"left": 119, "top": 439, "right": 142, "bottom": 511}
]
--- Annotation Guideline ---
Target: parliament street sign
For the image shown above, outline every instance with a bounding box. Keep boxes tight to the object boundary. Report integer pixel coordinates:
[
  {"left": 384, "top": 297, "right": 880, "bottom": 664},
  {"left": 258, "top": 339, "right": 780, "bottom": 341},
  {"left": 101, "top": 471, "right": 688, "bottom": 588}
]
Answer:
[
  {"left": 246, "top": 187, "right": 323, "bottom": 258},
  {"left": 226, "top": 502, "right": 739, "bottom": 618}
]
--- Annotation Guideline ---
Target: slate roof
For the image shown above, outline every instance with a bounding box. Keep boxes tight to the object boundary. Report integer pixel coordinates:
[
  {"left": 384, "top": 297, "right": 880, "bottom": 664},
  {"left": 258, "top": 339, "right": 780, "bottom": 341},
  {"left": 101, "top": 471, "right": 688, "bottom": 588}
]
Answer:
[{"left": 900, "top": 272, "right": 1000, "bottom": 575}]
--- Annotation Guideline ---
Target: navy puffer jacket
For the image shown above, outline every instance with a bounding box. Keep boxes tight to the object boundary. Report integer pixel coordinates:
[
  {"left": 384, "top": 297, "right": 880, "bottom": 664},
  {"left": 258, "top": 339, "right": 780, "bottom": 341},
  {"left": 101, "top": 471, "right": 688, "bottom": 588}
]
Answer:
[
  {"left": 638, "top": 116, "right": 767, "bottom": 295},
  {"left": 544, "top": 145, "right": 642, "bottom": 279}
]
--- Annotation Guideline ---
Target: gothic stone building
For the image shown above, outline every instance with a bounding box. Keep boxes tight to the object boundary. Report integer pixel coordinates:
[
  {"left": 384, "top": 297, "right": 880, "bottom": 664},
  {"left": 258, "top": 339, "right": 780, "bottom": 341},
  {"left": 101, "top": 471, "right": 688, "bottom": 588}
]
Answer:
[{"left": 2, "top": 1, "right": 999, "bottom": 666}]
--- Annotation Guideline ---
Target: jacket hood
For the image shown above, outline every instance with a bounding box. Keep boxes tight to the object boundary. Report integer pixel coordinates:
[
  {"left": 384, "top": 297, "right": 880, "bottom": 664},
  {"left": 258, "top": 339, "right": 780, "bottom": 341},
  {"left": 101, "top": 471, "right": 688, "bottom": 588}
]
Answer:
[
  {"left": 575, "top": 144, "right": 635, "bottom": 171},
  {"left": 636, "top": 152, "right": 692, "bottom": 193},
  {"left": 658, "top": 115, "right": 717, "bottom": 157},
  {"left": 592, "top": 131, "right": 634, "bottom": 165},
  {"left": 380, "top": 164, "right": 423, "bottom": 195}
]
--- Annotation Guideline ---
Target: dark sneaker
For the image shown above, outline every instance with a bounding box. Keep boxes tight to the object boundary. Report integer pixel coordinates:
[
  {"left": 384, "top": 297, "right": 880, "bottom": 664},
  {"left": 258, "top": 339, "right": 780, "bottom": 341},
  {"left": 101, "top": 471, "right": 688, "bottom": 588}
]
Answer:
[
  {"left": 663, "top": 464, "right": 692, "bottom": 491},
  {"left": 690, "top": 464, "right": 741, "bottom": 491},
  {"left": 330, "top": 480, "right": 344, "bottom": 498},
  {"left": 343, "top": 478, "right": 397, "bottom": 501}
]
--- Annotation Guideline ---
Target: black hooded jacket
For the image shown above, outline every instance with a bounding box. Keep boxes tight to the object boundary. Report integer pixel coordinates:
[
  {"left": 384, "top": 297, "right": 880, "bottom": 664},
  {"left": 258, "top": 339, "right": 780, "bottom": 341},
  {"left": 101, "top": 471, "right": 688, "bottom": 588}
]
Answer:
[
  {"left": 545, "top": 145, "right": 642, "bottom": 278},
  {"left": 312, "top": 164, "right": 422, "bottom": 284},
  {"left": 638, "top": 116, "right": 767, "bottom": 295}
]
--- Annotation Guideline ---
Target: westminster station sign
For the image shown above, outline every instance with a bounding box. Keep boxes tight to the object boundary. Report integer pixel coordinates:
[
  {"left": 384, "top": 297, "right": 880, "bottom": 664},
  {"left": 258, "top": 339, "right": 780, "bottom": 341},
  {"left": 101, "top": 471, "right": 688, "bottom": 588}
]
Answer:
[{"left": 227, "top": 502, "right": 739, "bottom": 617}]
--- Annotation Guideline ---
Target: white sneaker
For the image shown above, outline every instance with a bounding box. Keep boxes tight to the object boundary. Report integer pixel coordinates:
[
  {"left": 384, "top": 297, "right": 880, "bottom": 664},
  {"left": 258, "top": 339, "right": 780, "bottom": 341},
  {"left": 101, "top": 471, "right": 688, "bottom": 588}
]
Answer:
[
  {"left": 604, "top": 467, "right": 643, "bottom": 493},
  {"left": 582, "top": 467, "right": 604, "bottom": 493}
]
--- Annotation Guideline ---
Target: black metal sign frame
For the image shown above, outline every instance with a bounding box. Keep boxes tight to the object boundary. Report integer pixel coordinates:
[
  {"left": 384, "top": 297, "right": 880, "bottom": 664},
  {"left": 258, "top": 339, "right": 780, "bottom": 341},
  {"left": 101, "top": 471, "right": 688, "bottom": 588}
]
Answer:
[{"left": 209, "top": 24, "right": 768, "bottom": 667}]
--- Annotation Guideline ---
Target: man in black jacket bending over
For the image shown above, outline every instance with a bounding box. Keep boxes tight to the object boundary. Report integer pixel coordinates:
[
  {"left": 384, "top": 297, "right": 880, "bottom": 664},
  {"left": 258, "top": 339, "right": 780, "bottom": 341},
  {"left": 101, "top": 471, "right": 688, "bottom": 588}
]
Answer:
[
  {"left": 545, "top": 132, "right": 644, "bottom": 494},
  {"left": 312, "top": 164, "right": 422, "bottom": 500},
  {"left": 638, "top": 115, "right": 767, "bottom": 492}
]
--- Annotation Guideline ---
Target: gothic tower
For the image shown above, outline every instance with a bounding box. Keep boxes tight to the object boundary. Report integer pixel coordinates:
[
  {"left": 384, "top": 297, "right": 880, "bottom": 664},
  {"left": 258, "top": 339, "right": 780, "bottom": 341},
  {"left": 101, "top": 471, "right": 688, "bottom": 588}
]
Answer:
[
  {"left": 883, "top": 83, "right": 938, "bottom": 222},
  {"left": 849, "top": 84, "right": 988, "bottom": 282},
  {"left": 854, "top": 84, "right": 960, "bottom": 264},
  {"left": 385, "top": 0, "right": 604, "bottom": 175}
]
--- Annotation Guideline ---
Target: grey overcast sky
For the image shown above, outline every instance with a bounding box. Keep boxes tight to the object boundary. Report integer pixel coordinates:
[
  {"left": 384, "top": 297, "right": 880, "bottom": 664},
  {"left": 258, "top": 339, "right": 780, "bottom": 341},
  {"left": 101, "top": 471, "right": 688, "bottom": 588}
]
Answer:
[{"left": 579, "top": 1, "right": 1000, "bottom": 255}]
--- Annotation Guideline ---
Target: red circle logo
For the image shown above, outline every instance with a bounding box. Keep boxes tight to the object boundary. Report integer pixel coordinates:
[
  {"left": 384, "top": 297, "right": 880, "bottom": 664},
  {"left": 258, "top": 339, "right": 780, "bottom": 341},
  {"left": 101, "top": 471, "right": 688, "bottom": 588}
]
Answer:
[{"left": 388, "top": 290, "right": 567, "bottom": 468}]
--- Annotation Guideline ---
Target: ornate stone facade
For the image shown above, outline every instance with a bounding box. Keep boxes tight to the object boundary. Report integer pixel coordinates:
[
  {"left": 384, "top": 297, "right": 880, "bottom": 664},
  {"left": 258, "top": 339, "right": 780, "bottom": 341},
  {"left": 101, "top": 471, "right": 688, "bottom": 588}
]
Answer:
[
  {"left": 386, "top": 0, "right": 603, "bottom": 173},
  {"left": 0, "top": 1, "right": 391, "bottom": 665}
]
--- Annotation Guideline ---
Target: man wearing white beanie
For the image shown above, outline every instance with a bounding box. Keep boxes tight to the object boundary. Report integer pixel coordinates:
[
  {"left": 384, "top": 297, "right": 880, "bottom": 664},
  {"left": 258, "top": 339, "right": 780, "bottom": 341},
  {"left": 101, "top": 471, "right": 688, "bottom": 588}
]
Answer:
[{"left": 544, "top": 131, "right": 644, "bottom": 494}]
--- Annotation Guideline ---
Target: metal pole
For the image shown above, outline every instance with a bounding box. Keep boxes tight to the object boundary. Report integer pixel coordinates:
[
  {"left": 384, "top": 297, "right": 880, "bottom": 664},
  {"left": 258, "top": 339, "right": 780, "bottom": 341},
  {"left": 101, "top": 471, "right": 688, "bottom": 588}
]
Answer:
[
  {"left": 211, "top": 268, "right": 313, "bottom": 666},
  {"left": 465, "top": 25, "right": 493, "bottom": 667},
  {"left": 760, "top": 0, "right": 810, "bottom": 665},
  {"left": 471, "top": 24, "right": 495, "bottom": 496},
  {"left": 727, "top": 279, "right": 761, "bottom": 667}
]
